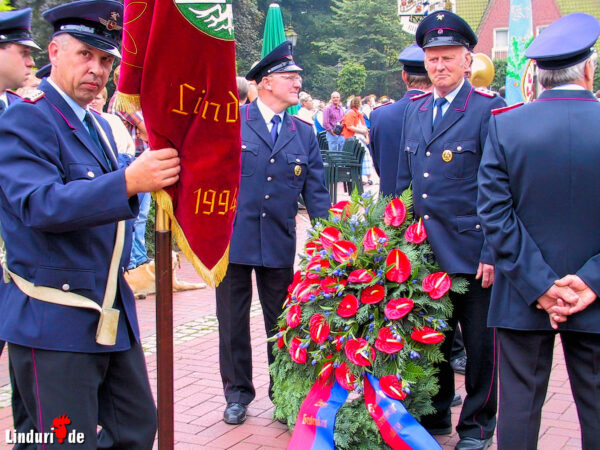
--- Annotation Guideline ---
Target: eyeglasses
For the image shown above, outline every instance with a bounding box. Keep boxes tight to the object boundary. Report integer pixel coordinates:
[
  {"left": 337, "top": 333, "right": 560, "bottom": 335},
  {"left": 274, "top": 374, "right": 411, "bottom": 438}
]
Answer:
[{"left": 270, "top": 74, "right": 302, "bottom": 83}]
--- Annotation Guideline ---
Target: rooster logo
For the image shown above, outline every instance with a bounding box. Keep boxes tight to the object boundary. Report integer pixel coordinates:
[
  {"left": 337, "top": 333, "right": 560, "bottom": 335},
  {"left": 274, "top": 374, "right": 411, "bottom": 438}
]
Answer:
[{"left": 50, "top": 415, "right": 71, "bottom": 444}]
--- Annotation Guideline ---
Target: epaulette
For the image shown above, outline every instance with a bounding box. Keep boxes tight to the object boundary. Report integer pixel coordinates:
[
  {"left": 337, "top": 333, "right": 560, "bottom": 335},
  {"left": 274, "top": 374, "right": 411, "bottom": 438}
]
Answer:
[
  {"left": 20, "top": 89, "right": 44, "bottom": 103},
  {"left": 411, "top": 91, "right": 432, "bottom": 101},
  {"left": 474, "top": 87, "right": 497, "bottom": 98},
  {"left": 492, "top": 102, "right": 524, "bottom": 115}
]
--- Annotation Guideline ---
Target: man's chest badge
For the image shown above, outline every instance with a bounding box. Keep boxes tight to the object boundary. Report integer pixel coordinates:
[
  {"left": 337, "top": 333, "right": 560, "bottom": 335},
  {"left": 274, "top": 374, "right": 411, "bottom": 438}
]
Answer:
[{"left": 442, "top": 150, "right": 453, "bottom": 162}]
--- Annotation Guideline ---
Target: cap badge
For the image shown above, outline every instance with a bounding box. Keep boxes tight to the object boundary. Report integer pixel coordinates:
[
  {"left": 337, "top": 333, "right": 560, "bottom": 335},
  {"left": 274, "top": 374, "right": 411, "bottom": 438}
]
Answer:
[
  {"left": 437, "top": 13, "right": 445, "bottom": 20},
  {"left": 99, "top": 14, "right": 122, "bottom": 31},
  {"left": 442, "top": 150, "right": 453, "bottom": 162},
  {"left": 438, "top": 29, "right": 443, "bottom": 34},
  {"left": 294, "top": 165, "right": 302, "bottom": 176}
]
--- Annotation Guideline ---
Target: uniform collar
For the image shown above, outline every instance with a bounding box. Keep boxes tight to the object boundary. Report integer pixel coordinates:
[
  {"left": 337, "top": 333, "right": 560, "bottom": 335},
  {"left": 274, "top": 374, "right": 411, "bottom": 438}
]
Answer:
[
  {"left": 433, "top": 78, "right": 465, "bottom": 105},
  {"left": 551, "top": 83, "right": 585, "bottom": 90},
  {"left": 0, "top": 92, "right": 7, "bottom": 106},
  {"left": 47, "top": 77, "right": 88, "bottom": 125},
  {"left": 256, "top": 97, "right": 285, "bottom": 126}
]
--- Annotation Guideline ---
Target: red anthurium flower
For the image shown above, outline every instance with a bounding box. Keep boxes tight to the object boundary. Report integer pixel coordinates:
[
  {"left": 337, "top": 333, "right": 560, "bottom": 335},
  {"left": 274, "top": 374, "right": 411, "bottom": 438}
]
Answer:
[
  {"left": 286, "top": 304, "right": 302, "bottom": 328},
  {"left": 363, "top": 227, "right": 388, "bottom": 252},
  {"left": 277, "top": 327, "right": 286, "bottom": 349},
  {"left": 320, "top": 227, "right": 342, "bottom": 250},
  {"left": 411, "top": 327, "right": 445, "bottom": 344},
  {"left": 422, "top": 272, "right": 451, "bottom": 299},
  {"left": 360, "top": 285, "right": 385, "bottom": 304},
  {"left": 309, "top": 313, "right": 330, "bottom": 344},
  {"left": 385, "top": 297, "right": 414, "bottom": 320},
  {"left": 287, "top": 270, "right": 303, "bottom": 294},
  {"left": 331, "top": 240, "right": 358, "bottom": 263},
  {"left": 405, "top": 219, "right": 427, "bottom": 244},
  {"left": 337, "top": 294, "right": 359, "bottom": 318},
  {"left": 330, "top": 200, "right": 351, "bottom": 219},
  {"left": 380, "top": 375, "right": 407, "bottom": 400},
  {"left": 320, "top": 276, "right": 346, "bottom": 294},
  {"left": 348, "top": 269, "right": 374, "bottom": 283},
  {"left": 319, "top": 360, "right": 335, "bottom": 380},
  {"left": 384, "top": 199, "right": 407, "bottom": 227},
  {"left": 386, "top": 249, "right": 411, "bottom": 283},
  {"left": 305, "top": 240, "right": 323, "bottom": 257},
  {"left": 289, "top": 337, "right": 307, "bottom": 364},
  {"left": 374, "top": 327, "right": 405, "bottom": 354},
  {"left": 332, "top": 334, "right": 345, "bottom": 351},
  {"left": 293, "top": 279, "right": 320, "bottom": 303},
  {"left": 335, "top": 362, "right": 357, "bottom": 390},
  {"left": 345, "top": 338, "right": 375, "bottom": 367},
  {"left": 306, "top": 256, "right": 330, "bottom": 280}
]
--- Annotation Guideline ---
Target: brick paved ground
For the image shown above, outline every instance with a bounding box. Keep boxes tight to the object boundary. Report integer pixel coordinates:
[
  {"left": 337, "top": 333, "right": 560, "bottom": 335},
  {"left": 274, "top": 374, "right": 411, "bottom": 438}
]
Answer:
[{"left": 0, "top": 181, "right": 584, "bottom": 449}]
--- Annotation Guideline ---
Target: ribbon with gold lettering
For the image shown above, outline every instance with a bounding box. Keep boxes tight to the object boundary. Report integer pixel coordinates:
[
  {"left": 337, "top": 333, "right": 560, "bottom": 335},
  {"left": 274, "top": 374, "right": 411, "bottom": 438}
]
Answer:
[
  {"left": 288, "top": 378, "right": 348, "bottom": 449},
  {"left": 364, "top": 373, "right": 441, "bottom": 450},
  {"left": 116, "top": 0, "right": 240, "bottom": 286}
]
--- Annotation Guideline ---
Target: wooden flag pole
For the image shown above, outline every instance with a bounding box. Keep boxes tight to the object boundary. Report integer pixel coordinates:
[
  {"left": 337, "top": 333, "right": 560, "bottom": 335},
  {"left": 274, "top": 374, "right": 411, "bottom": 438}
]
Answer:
[{"left": 155, "top": 204, "right": 174, "bottom": 449}]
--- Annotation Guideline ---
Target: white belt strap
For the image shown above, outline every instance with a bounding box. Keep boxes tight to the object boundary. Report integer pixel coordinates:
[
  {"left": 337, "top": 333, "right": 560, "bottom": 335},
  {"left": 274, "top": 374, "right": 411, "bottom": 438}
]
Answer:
[{"left": 5, "top": 220, "right": 125, "bottom": 346}]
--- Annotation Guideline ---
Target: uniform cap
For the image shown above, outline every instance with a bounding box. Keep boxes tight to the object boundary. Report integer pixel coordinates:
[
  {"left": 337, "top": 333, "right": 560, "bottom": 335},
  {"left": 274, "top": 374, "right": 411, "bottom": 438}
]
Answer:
[
  {"left": 416, "top": 10, "right": 477, "bottom": 50},
  {"left": 36, "top": 63, "right": 51, "bottom": 79},
  {"left": 0, "top": 8, "right": 40, "bottom": 50},
  {"left": 43, "top": 0, "right": 123, "bottom": 58},
  {"left": 525, "top": 13, "right": 600, "bottom": 70},
  {"left": 246, "top": 41, "right": 302, "bottom": 83},
  {"left": 398, "top": 43, "right": 427, "bottom": 75}
]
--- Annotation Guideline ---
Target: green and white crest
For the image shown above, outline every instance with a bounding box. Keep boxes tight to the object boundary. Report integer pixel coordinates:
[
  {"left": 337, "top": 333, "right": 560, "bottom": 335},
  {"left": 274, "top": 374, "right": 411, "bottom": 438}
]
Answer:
[{"left": 174, "top": 0, "right": 234, "bottom": 41}]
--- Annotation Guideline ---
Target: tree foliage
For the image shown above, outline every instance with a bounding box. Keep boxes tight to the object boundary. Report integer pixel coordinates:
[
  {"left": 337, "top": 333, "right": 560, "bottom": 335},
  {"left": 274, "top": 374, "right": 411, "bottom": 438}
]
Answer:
[
  {"left": 337, "top": 61, "right": 366, "bottom": 98},
  {"left": 0, "top": 0, "right": 14, "bottom": 11},
  {"left": 233, "top": 0, "right": 263, "bottom": 75}
]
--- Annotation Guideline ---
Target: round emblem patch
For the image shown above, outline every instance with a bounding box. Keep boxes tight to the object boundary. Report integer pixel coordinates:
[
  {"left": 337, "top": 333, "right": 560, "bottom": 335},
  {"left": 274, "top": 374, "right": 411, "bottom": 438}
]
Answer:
[
  {"left": 294, "top": 165, "right": 302, "bottom": 176},
  {"left": 442, "top": 150, "right": 453, "bottom": 162},
  {"left": 174, "top": 0, "right": 234, "bottom": 41}
]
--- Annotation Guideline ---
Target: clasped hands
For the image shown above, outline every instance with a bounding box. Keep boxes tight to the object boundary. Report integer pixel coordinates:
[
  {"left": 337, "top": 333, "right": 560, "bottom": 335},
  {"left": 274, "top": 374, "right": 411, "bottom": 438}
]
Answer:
[{"left": 536, "top": 275, "right": 597, "bottom": 329}]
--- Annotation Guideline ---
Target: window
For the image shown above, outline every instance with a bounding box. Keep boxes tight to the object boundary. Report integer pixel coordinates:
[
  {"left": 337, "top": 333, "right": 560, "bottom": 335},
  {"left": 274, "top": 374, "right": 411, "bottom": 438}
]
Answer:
[{"left": 493, "top": 28, "right": 509, "bottom": 59}]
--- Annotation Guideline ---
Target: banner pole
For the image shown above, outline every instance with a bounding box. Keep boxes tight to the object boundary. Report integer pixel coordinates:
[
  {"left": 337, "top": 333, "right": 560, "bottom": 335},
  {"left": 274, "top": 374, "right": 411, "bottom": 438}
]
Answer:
[{"left": 155, "top": 202, "right": 174, "bottom": 449}]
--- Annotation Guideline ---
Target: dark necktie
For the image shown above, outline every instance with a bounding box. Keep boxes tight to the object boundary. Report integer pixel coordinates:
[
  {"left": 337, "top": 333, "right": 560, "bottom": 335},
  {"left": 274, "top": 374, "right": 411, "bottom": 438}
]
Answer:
[
  {"left": 432, "top": 97, "right": 448, "bottom": 132},
  {"left": 270, "top": 115, "right": 281, "bottom": 145},
  {"left": 0, "top": 99, "right": 6, "bottom": 115},
  {"left": 83, "top": 111, "right": 113, "bottom": 169}
]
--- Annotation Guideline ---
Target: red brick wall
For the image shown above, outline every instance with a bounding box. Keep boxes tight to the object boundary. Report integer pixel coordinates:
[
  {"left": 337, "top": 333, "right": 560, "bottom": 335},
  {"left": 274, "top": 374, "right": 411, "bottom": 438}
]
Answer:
[{"left": 475, "top": 0, "right": 562, "bottom": 58}]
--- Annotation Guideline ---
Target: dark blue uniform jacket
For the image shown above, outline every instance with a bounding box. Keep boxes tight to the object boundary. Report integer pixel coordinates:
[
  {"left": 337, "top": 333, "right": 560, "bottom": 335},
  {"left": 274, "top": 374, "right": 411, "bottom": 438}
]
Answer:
[
  {"left": 478, "top": 89, "right": 600, "bottom": 333},
  {"left": 396, "top": 81, "right": 505, "bottom": 274},
  {"left": 0, "top": 79, "right": 140, "bottom": 352},
  {"left": 369, "top": 89, "right": 423, "bottom": 196},
  {"left": 230, "top": 100, "right": 330, "bottom": 268}
]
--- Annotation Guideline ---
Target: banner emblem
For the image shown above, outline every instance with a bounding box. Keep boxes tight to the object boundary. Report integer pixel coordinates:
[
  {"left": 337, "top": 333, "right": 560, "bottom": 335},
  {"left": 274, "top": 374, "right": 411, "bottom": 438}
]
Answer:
[{"left": 174, "top": 0, "right": 234, "bottom": 40}]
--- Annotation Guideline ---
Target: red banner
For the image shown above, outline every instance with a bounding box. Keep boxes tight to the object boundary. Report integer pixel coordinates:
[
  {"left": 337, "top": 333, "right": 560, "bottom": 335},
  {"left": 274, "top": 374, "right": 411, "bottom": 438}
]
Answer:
[{"left": 116, "top": 0, "right": 241, "bottom": 286}]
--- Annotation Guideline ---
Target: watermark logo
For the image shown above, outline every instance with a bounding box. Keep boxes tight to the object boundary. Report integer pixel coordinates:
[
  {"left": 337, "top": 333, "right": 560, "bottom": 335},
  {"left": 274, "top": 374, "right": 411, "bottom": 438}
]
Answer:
[{"left": 5, "top": 415, "right": 85, "bottom": 445}]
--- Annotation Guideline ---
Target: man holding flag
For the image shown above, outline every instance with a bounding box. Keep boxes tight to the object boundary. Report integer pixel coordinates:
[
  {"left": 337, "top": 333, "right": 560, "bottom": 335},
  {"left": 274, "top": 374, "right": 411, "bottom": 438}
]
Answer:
[
  {"left": 217, "top": 41, "right": 331, "bottom": 425},
  {"left": 0, "top": 0, "right": 180, "bottom": 445}
]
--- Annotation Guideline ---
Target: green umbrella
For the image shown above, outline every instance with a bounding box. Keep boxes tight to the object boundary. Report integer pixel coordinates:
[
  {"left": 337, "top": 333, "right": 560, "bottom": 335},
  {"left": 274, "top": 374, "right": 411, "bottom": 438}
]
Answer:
[
  {"left": 261, "top": 3, "right": 299, "bottom": 114},
  {"left": 261, "top": 3, "right": 286, "bottom": 57}
]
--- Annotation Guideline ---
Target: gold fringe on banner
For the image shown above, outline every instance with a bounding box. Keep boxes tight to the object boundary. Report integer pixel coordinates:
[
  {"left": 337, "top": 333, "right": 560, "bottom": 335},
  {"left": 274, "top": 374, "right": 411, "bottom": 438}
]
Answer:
[
  {"left": 112, "top": 92, "right": 142, "bottom": 115},
  {"left": 153, "top": 190, "right": 230, "bottom": 288}
]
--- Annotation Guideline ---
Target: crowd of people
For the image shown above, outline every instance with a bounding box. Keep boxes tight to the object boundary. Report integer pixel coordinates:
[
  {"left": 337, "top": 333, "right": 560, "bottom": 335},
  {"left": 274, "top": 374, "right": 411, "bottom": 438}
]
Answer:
[{"left": 0, "top": 2, "right": 599, "bottom": 450}]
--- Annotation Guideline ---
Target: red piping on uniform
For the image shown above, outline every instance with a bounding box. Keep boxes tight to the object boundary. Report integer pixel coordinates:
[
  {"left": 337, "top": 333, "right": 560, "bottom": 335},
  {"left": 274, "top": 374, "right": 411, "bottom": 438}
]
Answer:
[
  {"left": 473, "top": 327, "right": 497, "bottom": 439},
  {"left": 32, "top": 348, "right": 46, "bottom": 450},
  {"left": 455, "top": 87, "right": 473, "bottom": 112},
  {"left": 245, "top": 105, "right": 250, "bottom": 121},
  {"left": 419, "top": 96, "right": 433, "bottom": 111},
  {"left": 535, "top": 97, "right": 598, "bottom": 102},
  {"left": 51, "top": 104, "right": 75, "bottom": 129}
]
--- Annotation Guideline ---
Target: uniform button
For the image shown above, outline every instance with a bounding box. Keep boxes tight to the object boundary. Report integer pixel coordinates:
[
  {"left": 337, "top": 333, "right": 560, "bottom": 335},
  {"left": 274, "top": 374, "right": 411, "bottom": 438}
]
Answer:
[
  {"left": 62, "top": 283, "right": 70, "bottom": 291},
  {"left": 475, "top": 224, "right": 481, "bottom": 230},
  {"left": 261, "top": 212, "right": 266, "bottom": 218},
  {"left": 457, "top": 146, "right": 463, "bottom": 152},
  {"left": 296, "top": 158, "right": 301, "bottom": 162},
  {"left": 265, "top": 194, "right": 270, "bottom": 200},
  {"left": 270, "top": 158, "right": 275, "bottom": 164},
  {"left": 424, "top": 215, "right": 430, "bottom": 220},
  {"left": 267, "top": 176, "right": 272, "bottom": 181},
  {"left": 422, "top": 193, "right": 428, "bottom": 199},
  {"left": 426, "top": 151, "right": 431, "bottom": 157},
  {"left": 242, "top": 145, "right": 247, "bottom": 149},
  {"left": 407, "top": 146, "right": 411, "bottom": 151},
  {"left": 423, "top": 172, "right": 430, "bottom": 178},
  {"left": 87, "top": 171, "right": 95, "bottom": 178}
]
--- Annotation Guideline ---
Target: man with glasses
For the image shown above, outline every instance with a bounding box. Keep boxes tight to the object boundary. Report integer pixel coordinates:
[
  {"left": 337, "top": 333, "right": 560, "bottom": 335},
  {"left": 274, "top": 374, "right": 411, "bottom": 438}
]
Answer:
[{"left": 216, "top": 41, "right": 330, "bottom": 425}]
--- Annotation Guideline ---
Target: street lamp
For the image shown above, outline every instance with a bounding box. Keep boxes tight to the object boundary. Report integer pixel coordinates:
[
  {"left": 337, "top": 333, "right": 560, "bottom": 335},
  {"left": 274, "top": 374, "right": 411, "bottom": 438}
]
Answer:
[{"left": 285, "top": 27, "right": 298, "bottom": 46}]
